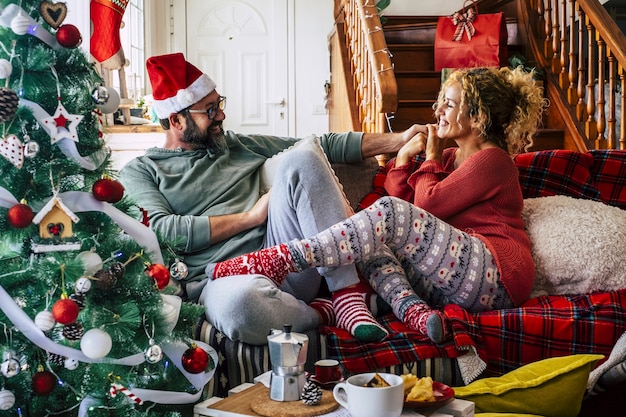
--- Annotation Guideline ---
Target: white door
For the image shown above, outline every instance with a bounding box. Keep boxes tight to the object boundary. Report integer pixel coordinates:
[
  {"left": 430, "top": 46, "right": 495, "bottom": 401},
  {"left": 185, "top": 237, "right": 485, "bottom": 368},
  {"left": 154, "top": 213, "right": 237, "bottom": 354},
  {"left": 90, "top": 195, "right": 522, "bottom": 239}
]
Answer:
[{"left": 184, "top": 0, "right": 289, "bottom": 136}]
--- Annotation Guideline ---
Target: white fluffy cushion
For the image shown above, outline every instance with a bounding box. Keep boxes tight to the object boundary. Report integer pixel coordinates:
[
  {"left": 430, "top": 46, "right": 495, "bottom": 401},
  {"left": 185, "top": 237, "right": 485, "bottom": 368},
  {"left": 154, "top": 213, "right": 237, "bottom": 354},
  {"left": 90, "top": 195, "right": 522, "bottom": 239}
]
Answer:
[
  {"left": 260, "top": 135, "right": 352, "bottom": 212},
  {"left": 522, "top": 195, "right": 626, "bottom": 297}
]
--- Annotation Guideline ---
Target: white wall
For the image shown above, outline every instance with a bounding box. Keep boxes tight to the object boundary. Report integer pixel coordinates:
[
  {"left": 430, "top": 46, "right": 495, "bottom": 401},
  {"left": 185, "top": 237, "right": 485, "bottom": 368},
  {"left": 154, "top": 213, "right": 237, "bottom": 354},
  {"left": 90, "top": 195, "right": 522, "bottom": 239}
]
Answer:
[{"left": 64, "top": 0, "right": 90, "bottom": 54}]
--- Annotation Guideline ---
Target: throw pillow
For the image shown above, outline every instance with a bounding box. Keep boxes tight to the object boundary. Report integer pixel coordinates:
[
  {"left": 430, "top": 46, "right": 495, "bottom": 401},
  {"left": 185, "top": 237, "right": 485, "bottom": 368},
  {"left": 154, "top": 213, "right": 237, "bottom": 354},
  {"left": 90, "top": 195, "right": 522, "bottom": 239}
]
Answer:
[
  {"left": 476, "top": 414, "right": 544, "bottom": 417},
  {"left": 522, "top": 195, "right": 626, "bottom": 297},
  {"left": 259, "top": 135, "right": 352, "bottom": 212},
  {"left": 453, "top": 354, "right": 604, "bottom": 417}
]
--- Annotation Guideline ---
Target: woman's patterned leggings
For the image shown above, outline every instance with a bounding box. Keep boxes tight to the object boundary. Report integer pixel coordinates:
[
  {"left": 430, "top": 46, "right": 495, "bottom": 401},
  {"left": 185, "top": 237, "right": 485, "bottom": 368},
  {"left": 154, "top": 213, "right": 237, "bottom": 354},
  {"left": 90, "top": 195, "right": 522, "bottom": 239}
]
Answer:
[{"left": 297, "top": 196, "right": 514, "bottom": 316}]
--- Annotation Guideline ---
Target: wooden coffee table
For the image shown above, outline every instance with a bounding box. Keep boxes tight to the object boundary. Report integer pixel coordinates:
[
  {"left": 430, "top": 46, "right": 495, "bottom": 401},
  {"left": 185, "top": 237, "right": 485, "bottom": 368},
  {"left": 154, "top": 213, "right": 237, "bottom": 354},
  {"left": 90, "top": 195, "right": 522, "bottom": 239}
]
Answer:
[{"left": 194, "top": 383, "right": 339, "bottom": 417}]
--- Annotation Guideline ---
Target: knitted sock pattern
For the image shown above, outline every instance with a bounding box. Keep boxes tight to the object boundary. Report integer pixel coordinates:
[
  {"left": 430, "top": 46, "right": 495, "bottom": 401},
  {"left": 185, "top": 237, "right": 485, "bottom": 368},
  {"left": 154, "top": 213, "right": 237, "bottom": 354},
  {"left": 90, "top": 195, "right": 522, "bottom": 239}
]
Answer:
[
  {"left": 333, "top": 284, "right": 388, "bottom": 342},
  {"left": 207, "top": 243, "right": 299, "bottom": 286}
]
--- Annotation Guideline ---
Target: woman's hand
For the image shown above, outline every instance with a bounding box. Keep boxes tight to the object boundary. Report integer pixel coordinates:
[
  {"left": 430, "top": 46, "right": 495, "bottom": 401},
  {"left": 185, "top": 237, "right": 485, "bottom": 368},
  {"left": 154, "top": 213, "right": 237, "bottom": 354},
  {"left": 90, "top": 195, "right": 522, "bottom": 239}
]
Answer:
[
  {"left": 395, "top": 132, "right": 427, "bottom": 166},
  {"left": 425, "top": 124, "right": 445, "bottom": 163}
]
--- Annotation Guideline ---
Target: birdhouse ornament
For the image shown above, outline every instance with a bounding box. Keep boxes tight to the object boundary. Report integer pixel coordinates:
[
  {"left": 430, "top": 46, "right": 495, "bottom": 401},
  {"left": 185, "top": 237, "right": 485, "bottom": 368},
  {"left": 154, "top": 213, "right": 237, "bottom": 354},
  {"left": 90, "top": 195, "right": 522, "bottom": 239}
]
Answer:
[{"left": 30, "top": 194, "right": 81, "bottom": 253}]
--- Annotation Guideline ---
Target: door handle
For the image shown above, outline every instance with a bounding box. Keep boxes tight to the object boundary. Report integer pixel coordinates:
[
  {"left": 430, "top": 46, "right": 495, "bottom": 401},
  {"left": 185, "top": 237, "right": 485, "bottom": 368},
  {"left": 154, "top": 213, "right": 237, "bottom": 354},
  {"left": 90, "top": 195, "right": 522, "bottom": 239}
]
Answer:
[{"left": 266, "top": 98, "right": 286, "bottom": 107}]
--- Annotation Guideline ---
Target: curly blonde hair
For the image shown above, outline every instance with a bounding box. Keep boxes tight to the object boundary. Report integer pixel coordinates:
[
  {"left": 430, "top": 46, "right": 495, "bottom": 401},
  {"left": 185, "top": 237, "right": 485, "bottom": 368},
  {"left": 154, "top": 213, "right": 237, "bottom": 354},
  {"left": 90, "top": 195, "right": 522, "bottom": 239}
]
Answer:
[{"left": 436, "top": 67, "right": 548, "bottom": 154}]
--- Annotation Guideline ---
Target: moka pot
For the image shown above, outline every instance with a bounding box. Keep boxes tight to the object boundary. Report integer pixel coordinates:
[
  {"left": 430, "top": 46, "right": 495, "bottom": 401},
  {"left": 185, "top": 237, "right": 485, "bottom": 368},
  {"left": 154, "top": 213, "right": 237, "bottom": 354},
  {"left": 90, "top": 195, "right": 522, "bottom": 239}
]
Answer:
[{"left": 267, "top": 324, "right": 309, "bottom": 401}]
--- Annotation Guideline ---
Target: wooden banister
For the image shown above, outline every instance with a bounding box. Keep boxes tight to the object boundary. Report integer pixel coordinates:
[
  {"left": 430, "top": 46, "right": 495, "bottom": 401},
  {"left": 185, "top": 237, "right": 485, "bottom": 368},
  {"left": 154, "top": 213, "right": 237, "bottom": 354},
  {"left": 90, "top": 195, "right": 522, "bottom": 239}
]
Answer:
[
  {"left": 521, "top": 0, "right": 626, "bottom": 150},
  {"left": 334, "top": 0, "right": 397, "bottom": 134}
]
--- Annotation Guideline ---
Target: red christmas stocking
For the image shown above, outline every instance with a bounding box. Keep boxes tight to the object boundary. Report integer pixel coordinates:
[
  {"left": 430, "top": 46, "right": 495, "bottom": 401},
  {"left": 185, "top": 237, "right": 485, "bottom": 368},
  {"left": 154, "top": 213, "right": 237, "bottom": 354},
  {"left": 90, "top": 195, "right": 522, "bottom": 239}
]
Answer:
[{"left": 90, "top": 0, "right": 129, "bottom": 70}]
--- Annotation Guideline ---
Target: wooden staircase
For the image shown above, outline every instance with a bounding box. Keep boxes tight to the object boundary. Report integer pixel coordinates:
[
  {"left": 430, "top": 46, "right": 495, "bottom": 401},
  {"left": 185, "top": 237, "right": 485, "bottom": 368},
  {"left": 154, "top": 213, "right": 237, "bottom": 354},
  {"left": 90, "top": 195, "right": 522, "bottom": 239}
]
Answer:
[{"left": 328, "top": 0, "right": 626, "bottom": 153}]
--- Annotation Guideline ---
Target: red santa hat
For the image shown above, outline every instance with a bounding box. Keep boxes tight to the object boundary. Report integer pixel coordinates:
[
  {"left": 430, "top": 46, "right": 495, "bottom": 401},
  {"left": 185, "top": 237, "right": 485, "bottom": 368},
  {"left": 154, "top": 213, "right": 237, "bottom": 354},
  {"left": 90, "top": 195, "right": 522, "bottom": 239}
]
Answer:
[{"left": 146, "top": 53, "right": 217, "bottom": 119}]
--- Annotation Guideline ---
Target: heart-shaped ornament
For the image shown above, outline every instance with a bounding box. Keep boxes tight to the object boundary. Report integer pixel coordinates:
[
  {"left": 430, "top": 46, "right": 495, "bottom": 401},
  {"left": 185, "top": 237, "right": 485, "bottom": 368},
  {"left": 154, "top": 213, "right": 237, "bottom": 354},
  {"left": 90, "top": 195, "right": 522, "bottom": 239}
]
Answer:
[
  {"left": 0, "top": 134, "right": 24, "bottom": 168},
  {"left": 39, "top": 1, "right": 67, "bottom": 29},
  {"left": 47, "top": 222, "right": 65, "bottom": 236}
]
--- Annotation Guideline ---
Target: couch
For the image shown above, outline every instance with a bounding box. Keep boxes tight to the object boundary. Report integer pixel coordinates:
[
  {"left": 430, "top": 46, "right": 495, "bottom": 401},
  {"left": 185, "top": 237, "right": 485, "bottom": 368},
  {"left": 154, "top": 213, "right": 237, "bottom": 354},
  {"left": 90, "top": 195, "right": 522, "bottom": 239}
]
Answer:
[{"left": 194, "top": 149, "right": 626, "bottom": 410}]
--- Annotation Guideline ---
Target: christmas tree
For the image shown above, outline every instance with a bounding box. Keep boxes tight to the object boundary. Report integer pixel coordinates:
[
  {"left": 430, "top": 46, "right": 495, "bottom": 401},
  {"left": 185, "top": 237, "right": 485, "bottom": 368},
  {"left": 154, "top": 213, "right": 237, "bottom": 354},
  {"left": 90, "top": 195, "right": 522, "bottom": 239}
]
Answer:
[{"left": 0, "top": 1, "right": 214, "bottom": 415}]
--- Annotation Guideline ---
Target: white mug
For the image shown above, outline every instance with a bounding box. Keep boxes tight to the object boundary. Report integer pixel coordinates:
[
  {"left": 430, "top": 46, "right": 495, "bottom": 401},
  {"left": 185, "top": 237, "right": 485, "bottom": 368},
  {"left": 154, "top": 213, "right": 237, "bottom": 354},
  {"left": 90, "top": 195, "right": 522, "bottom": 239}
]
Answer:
[{"left": 333, "top": 373, "right": 404, "bottom": 417}]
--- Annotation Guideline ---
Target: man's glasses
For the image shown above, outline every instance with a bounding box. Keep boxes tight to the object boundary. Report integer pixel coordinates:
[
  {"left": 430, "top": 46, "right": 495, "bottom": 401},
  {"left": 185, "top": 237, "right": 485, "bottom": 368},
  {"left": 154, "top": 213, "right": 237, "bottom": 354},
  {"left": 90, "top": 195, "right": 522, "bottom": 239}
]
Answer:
[{"left": 186, "top": 96, "right": 227, "bottom": 119}]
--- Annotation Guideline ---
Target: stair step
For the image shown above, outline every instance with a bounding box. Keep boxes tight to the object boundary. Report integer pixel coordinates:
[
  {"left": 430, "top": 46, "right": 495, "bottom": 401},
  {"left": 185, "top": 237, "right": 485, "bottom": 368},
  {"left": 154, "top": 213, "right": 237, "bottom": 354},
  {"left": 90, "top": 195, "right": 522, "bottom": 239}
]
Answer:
[
  {"left": 388, "top": 101, "right": 437, "bottom": 130},
  {"left": 389, "top": 44, "right": 435, "bottom": 71},
  {"left": 527, "top": 129, "right": 565, "bottom": 151},
  {"left": 395, "top": 71, "right": 441, "bottom": 100}
]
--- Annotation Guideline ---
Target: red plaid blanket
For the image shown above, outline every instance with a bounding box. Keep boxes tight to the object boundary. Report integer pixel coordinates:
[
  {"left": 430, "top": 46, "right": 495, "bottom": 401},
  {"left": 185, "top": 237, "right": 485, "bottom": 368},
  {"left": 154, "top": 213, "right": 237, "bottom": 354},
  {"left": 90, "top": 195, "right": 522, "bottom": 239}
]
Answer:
[
  {"left": 334, "top": 150, "right": 626, "bottom": 380},
  {"left": 462, "top": 289, "right": 626, "bottom": 376},
  {"left": 321, "top": 305, "right": 487, "bottom": 375},
  {"left": 323, "top": 289, "right": 626, "bottom": 378}
]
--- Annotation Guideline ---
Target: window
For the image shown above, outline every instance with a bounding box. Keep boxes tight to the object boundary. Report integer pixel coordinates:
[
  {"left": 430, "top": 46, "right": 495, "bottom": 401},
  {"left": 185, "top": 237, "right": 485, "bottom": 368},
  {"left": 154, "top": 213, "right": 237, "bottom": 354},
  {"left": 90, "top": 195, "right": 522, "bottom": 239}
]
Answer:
[{"left": 120, "top": 0, "right": 145, "bottom": 102}]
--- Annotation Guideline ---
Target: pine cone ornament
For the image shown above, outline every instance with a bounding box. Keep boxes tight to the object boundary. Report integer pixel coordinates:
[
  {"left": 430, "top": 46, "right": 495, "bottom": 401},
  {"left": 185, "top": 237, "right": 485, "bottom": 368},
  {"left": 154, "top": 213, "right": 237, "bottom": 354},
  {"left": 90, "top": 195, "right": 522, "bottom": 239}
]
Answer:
[
  {"left": 47, "top": 352, "right": 65, "bottom": 366},
  {"left": 94, "top": 269, "right": 117, "bottom": 290},
  {"left": 110, "top": 261, "right": 126, "bottom": 279},
  {"left": 62, "top": 322, "right": 84, "bottom": 341},
  {"left": 0, "top": 87, "right": 19, "bottom": 123},
  {"left": 301, "top": 380, "right": 322, "bottom": 406},
  {"left": 69, "top": 293, "right": 86, "bottom": 310},
  {"left": 94, "top": 262, "right": 125, "bottom": 290}
]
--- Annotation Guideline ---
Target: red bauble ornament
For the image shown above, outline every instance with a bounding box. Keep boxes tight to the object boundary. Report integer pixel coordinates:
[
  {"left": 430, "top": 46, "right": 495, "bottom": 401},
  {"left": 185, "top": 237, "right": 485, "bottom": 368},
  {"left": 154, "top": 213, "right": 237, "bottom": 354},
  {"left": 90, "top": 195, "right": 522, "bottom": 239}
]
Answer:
[
  {"left": 32, "top": 370, "right": 57, "bottom": 395},
  {"left": 181, "top": 344, "right": 209, "bottom": 374},
  {"left": 51, "top": 298, "right": 79, "bottom": 325},
  {"left": 145, "top": 263, "right": 170, "bottom": 290},
  {"left": 92, "top": 178, "right": 125, "bottom": 203},
  {"left": 56, "top": 24, "right": 82, "bottom": 48},
  {"left": 7, "top": 203, "right": 34, "bottom": 228}
]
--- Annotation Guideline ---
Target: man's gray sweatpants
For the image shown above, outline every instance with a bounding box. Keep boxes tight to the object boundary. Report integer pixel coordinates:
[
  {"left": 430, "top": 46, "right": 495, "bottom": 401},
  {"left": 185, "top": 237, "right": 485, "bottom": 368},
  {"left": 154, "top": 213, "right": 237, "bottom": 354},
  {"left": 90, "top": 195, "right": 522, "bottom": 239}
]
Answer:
[{"left": 200, "top": 145, "right": 360, "bottom": 345}]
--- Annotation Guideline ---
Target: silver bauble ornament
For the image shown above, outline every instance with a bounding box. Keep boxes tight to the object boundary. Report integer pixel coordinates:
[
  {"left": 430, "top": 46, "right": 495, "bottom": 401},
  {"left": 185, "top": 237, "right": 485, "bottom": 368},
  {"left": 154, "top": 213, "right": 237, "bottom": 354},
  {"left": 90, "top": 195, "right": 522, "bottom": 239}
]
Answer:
[
  {"left": 0, "top": 389, "right": 15, "bottom": 411},
  {"left": 35, "top": 310, "right": 56, "bottom": 331},
  {"left": 1, "top": 358, "right": 20, "bottom": 378},
  {"left": 144, "top": 339, "right": 163, "bottom": 364},
  {"left": 23, "top": 140, "right": 40, "bottom": 158},
  {"left": 91, "top": 85, "right": 108, "bottom": 105},
  {"left": 97, "top": 86, "right": 120, "bottom": 114},
  {"left": 0, "top": 59, "right": 12, "bottom": 79},
  {"left": 169, "top": 259, "right": 189, "bottom": 280}
]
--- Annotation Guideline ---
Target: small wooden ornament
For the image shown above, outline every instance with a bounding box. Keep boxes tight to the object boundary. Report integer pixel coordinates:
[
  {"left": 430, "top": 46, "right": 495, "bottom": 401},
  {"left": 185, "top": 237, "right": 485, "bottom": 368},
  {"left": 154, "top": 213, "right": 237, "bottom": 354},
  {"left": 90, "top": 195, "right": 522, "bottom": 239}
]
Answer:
[{"left": 39, "top": 1, "right": 67, "bottom": 29}]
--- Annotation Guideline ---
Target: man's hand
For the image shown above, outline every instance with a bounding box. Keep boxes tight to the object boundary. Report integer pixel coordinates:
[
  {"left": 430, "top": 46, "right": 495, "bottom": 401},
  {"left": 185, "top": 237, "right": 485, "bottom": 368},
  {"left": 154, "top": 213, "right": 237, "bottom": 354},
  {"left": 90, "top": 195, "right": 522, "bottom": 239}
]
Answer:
[
  {"left": 209, "top": 192, "right": 271, "bottom": 244},
  {"left": 248, "top": 192, "right": 270, "bottom": 227},
  {"left": 400, "top": 124, "right": 428, "bottom": 146},
  {"left": 360, "top": 124, "right": 428, "bottom": 158}
]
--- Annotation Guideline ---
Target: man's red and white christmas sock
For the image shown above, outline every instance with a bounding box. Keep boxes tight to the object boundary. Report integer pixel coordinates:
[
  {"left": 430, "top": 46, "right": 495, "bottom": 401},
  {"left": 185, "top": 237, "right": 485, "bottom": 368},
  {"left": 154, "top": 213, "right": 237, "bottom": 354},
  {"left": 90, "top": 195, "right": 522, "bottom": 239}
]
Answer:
[
  {"left": 90, "top": 0, "right": 129, "bottom": 70},
  {"left": 207, "top": 243, "right": 301, "bottom": 287},
  {"left": 333, "top": 283, "right": 388, "bottom": 342},
  {"left": 309, "top": 298, "right": 335, "bottom": 327}
]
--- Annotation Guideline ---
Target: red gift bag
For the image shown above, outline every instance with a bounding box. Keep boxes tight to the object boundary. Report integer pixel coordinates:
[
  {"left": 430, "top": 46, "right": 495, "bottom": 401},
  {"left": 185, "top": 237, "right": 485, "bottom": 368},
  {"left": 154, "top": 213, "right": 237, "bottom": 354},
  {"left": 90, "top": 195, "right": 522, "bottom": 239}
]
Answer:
[{"left": 434, "top": 1, "right": 508, "bottom": 71}]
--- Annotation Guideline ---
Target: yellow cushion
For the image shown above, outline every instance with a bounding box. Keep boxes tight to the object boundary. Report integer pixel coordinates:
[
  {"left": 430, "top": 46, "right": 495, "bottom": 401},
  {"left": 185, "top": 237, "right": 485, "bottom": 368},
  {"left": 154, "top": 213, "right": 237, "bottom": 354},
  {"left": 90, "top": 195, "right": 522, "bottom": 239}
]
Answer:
[
  {"left": 477, "top": 414, "right": 544, "bottom": 417},
  {"left": 453, "top": 354, "right": 604, "bottom": 417}
]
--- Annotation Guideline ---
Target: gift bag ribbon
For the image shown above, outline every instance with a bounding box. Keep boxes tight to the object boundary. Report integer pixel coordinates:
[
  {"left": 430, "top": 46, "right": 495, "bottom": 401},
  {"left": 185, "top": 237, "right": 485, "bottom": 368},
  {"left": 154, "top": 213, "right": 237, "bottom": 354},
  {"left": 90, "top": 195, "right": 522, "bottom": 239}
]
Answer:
[{"left": 451, "top": 7, "right": 477, "bottom": 41}]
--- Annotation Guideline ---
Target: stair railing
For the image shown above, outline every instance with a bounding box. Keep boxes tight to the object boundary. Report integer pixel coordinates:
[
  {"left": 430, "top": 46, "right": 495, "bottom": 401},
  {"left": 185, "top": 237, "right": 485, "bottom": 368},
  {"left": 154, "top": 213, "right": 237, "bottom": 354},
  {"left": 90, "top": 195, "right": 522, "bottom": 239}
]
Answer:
[
  {"left": 523, "top": 0, "right": 626, "bottom": 150},
  {"left": 335, "top": 0, "right": 397, "bottom": 133}
]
